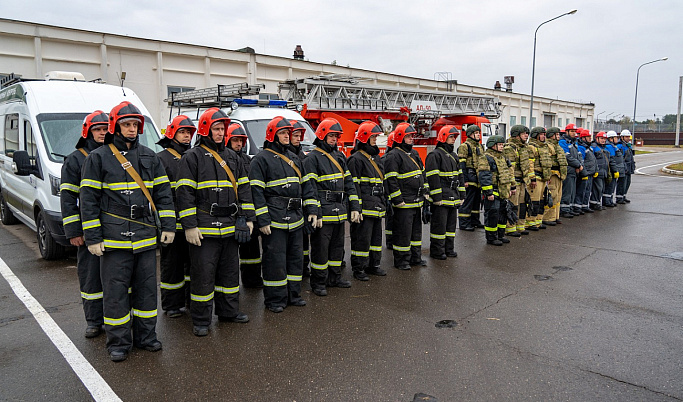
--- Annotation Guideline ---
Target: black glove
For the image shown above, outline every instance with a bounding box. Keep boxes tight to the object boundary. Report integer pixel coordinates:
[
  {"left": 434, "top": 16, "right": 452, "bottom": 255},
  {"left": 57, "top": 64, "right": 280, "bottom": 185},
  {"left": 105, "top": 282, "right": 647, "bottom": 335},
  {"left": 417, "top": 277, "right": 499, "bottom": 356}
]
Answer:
[
  {"left": 547, "top": 192, "right": 554, "bottom": 208},
  {"left": 506, "top": 200, "right": 518, "bottom": 225},
  {"left": 525, "top": 190, "right": 533, "bottom": 216},
  {"left": 303, "top": 218, "right": 316, "bottom": 235},
  {"left": 234, "top": 215, "right": 251, "bottom": 244},
  {"left": 421, "top": 203, "right": 432, "bottom": 224}
]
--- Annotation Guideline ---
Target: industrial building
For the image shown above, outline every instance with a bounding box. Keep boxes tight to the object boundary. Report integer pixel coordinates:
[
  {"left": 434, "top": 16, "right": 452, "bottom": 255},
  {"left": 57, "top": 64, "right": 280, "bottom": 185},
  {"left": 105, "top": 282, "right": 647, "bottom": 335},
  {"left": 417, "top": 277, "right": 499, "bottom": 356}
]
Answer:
[{"left": 0, "top": 18, "right": 594, "bottom": 134}]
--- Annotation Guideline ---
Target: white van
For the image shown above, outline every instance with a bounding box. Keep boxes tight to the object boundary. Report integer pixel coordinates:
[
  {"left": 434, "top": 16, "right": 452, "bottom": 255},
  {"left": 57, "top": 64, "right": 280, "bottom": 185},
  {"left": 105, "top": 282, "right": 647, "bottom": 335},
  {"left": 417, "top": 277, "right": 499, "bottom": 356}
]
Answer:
[{"left": 0, "top": 72, "right": 162, "bottom": 259}]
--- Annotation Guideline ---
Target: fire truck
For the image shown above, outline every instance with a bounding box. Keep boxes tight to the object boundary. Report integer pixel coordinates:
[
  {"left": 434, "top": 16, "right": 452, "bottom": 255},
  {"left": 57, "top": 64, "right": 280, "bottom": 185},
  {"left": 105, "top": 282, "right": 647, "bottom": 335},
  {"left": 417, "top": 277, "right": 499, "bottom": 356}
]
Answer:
[{"left": 278, "top": 74, "right": 502, "bottom": 160}]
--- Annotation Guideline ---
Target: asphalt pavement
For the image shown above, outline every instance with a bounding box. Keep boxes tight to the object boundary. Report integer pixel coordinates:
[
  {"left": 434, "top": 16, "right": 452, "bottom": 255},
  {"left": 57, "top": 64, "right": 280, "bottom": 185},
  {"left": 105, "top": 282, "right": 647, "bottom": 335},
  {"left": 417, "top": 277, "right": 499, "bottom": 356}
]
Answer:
[{"left": 1, "top": 150, "right": 682, "bottom": 401}]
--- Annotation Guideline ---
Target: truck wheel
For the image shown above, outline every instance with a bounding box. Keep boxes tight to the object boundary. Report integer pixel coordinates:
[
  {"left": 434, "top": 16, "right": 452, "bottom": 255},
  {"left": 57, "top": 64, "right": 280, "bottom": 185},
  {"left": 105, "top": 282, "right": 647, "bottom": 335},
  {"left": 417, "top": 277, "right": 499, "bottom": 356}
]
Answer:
[
  {"left": 37, "top": 210, "right": 65, "bottom": 260},
  {"left": 0, "top": 191, "right": 18, "bottom": 225}
]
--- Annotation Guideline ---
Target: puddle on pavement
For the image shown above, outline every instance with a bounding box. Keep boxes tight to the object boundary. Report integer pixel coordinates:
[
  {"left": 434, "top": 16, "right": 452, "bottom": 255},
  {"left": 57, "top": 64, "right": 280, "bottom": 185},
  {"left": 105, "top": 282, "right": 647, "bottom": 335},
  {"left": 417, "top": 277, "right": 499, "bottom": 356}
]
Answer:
[
  {"left": 435, "top": 320, "right": 457, "bottom": 328},
  {"left": 534, "top": 275, "right": 553, "bottom": 281},
  {"left": 553, "top": 266, "right": 573, "bottom": 271}
]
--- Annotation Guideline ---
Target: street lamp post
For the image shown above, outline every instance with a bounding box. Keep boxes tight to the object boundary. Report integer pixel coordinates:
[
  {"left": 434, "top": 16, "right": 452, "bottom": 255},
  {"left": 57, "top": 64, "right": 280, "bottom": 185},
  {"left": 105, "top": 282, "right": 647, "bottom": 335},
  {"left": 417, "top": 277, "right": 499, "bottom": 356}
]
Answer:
[
  {"left": 529, "top": 9, "right": 577, "bottom": 127},
  {"left": 632, "top": 57, "right": 668, "bottom": 134}
]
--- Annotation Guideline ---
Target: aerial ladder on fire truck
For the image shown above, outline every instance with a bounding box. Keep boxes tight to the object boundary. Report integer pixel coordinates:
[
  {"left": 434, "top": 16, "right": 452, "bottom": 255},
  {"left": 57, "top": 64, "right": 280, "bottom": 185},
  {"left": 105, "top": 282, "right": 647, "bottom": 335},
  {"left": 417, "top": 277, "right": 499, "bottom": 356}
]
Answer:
[{"left": 278, "top": 74, "right": 502, "bottom": 157}]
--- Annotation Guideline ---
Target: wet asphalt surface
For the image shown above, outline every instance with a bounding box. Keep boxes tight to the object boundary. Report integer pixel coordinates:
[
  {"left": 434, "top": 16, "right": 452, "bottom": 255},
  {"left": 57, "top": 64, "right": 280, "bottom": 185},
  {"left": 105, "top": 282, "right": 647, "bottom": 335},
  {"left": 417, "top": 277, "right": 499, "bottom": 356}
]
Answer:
[{"left": 1, "top": 150, "right": 682, "bottom": 401}]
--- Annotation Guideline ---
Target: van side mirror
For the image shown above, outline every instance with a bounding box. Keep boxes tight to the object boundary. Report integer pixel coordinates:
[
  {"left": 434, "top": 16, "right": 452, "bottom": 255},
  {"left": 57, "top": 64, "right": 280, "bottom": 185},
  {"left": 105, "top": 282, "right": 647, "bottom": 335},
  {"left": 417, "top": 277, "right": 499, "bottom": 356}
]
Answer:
[{"left": 12, "top": 150, "right": 32, "bottom": 176}]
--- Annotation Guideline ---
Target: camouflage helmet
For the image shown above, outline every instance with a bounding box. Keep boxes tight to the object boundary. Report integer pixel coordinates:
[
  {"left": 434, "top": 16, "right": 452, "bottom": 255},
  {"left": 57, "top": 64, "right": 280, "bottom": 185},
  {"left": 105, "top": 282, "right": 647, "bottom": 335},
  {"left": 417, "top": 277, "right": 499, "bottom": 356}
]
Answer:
[
  {"left": 546, "top": 127, "right": 561, "bottom": 137},
  {"left": 465, "top": 125, "right": 481, "bottom": 137},
  {"left": 529, "top": 126, "right": 547, "bottom": 139},
  {"left": 485, "top": 135, "right": 506, "bottom": 149},
  {"left": 510, "top": 125, "right": 530, "bottom": 137}
]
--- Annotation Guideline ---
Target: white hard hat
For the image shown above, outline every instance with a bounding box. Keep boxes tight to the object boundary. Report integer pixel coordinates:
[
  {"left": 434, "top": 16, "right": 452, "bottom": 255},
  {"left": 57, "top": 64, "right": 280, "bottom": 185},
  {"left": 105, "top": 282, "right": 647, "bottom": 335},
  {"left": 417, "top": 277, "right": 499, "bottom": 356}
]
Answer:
[
  {"left": 620, "top": 129, "right": 632, "bottom": 137},
  {"left": 605, "top": 130, "right": 618, "bottom": 138}
]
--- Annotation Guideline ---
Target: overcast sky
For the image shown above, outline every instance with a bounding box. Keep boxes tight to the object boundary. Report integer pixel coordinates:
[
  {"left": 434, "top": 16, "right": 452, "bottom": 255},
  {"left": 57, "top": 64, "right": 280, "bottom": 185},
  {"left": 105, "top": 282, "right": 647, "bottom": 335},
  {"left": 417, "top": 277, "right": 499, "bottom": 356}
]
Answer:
[{"left": 4, "top": 0, "right": 682, "bottom": 121}]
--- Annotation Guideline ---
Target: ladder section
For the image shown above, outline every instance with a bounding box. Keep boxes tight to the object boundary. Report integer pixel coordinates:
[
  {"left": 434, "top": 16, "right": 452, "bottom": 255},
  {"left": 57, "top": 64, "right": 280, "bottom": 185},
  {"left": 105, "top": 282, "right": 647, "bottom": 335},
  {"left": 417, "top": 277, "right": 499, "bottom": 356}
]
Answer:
[
  {"left": 279, "top": 76, "right": 501, "bottom": 118},
  {"left": 167, "top": 82, "right": 265, "bottom": 107}
]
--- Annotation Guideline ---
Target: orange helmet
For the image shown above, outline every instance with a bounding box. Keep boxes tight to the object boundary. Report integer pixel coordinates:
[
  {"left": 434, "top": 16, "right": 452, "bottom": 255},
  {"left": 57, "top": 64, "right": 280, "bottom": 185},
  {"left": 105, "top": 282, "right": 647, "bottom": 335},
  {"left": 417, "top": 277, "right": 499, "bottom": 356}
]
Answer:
[
  {"left": 165, "top": 115, "right": 196, "bottom": 139},
  {"left": 265, "top": 116, "right": 293, "bottom": 142},
  {"left": 355, "top": 121, "right": 382, "bottom": 144},
  {"left": 108, "top": 101, "right": 144, "bottom": 134},
  {"left": 437, "top": 125, "right": 460, "bottom": 143},
  {"left": 565, "top": 123, "right": 577, "bottom": 131},
  {"left": 82, "top": 110, "right": 108, "bottom": 138},
  {"left": 197, "top": 108, "right": 230, "bottom": 137},
  {"left": 225, "top": 123, "right": 248, "bottom": 145},
  {"left": 579, "top": 129, "right": 591, "bottom": 138},
  {"left": 314, "top": 118, "right": 343, "bottom": 140},
  {"left": 595, "top": 131, "right": 606, "bottom": 138},
  {"left": 386, "top": 132, "right": 395, "bottom": 148},
  {"left": 290, "top": 120, "right": 306, "bottom": 134},
  {"left": 393, "top": 122, "right": 417, "bottom": 144}
]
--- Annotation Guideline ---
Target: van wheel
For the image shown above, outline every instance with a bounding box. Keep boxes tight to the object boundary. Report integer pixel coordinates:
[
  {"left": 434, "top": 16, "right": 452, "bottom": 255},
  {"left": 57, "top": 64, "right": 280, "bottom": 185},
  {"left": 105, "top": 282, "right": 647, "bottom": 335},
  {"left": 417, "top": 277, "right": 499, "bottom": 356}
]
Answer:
[
  {"left": 37, "top": 210, "right": 65, "bottom": 260},
  {"left": 0, "top": 192, "right": 18, "bottom": 225}
]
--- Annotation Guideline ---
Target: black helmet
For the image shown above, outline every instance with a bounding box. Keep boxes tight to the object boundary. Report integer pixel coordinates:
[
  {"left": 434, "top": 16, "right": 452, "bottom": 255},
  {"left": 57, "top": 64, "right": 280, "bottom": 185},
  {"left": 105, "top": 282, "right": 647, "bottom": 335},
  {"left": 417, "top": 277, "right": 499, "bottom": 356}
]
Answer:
[
  {"left": 485, "top": 135, "right": 506, "bottom": 149},
  {"left": 510, "top": 125, "right": 530, "bottom": 137},
  {"left": 529, "top": 126, "right": 547, "bottom": 139}
]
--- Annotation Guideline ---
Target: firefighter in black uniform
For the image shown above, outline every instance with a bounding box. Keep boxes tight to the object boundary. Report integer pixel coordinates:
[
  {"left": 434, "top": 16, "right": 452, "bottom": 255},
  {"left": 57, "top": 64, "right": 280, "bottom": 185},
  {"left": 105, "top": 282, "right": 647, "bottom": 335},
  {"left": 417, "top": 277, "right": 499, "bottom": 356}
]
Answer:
[
  {"left": 303, "top": 118, "right": 361, "bottom": 296},
  {"left": 156, "top": 115, "right": 195, "bottom": 318},
  {"left": 347, "top": 121, "right": 387, "bottom": 281},
  {"left": 458, "top": 125, "right": 485, "bottom": 230},
  {"left": 384, "top": 123, "right": 428, "bottom": 270},
  {"left": 176, "top": 108, "right": 255, "bottom": 337},
  {"left": 249, "top": 116, "right": 319, "bottom": 312},
  {"left": 80, "top": 102, "right": 176, "bottom": 362},
  {"left": 383, "top": 132, "right": 396, "bottom": 249},
  {"left": 226, "top": 123, "right": 264, "bottom": 288},
  {"left": 60, "top": 110, "right": 107, "bottom": 338},
  {"left": 288, "top": 120, "right": 311, "bottom": 277},
  {"left": 425, "top": 125, "right": 465, "bottom": 260}
]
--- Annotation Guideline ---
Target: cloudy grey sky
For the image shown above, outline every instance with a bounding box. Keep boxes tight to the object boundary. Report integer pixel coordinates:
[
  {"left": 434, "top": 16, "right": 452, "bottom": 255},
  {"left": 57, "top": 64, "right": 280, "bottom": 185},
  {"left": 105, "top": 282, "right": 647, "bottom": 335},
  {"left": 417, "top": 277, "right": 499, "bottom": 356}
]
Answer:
[{"left": 5, "top": 0, "right": 682, "bottom": 121}]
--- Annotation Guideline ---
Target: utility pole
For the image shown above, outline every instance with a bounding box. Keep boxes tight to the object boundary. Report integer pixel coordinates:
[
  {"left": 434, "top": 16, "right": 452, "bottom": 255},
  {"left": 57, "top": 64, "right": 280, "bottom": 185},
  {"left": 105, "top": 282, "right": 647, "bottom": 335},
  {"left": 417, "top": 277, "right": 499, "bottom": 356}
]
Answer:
[{"left": 676, "top": 76, "right": 682, "bottom": 148}]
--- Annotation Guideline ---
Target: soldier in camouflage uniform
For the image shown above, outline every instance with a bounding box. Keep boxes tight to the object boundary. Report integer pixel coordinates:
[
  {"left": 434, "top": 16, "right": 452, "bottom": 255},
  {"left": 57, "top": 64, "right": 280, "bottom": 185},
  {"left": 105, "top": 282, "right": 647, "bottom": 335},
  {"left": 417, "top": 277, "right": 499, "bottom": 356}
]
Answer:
[
  {"left": 526, "top": 127, "right": 552, "bottom": 231},
  {"left": 478, "top": 135, "right": 516, "bottom": 246},
  {"left": 457, "top": 125, "right": 485, "bottom": 231},
  {"left": 543, "top": 127, "right": 567, "bottom": 225},
  {"left": 503, "top": 125, "right": 533, "bottom": 237}
]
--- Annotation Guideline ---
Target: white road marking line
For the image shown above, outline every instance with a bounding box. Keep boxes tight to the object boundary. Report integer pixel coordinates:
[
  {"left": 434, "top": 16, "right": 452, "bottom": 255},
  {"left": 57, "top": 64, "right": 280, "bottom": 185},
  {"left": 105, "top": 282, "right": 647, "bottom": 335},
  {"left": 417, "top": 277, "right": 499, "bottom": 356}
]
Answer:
[
  {"left": 635, "top": 159, "right": 683, "bottom": 179},
  {"left": 0, "top": 257, "right": 121, "bottom": 402}
]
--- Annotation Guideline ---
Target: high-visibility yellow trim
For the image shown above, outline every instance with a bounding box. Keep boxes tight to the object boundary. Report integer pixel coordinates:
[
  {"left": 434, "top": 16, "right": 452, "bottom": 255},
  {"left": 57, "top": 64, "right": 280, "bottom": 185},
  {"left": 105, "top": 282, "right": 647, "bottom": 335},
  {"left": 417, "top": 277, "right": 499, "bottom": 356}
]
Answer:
[
  {"left": 80, "top": 179, "right": 102, "bottom": 189},
  {"left": 215, "top": 285, "right": 239, "bottom": 294},
  {"left": 60, "top": 183, "right": 80, "bottom": 193},
  {"left": 82, "top": 219, "right": 101, "bottom": 230},
  {"left": 63, "top": 214, "right": 81, "bottom": 225},
  {"left": 160, "top": 281, "right": 185, "bottom": 290},
  {"left": 351, "top": 250, "right": 370, "bottom": 257},
  {"left": 132, "top": 309, "right": 157, "bottom": 318},
  {"left": 81, "top": 291, "right": 103, "bottom": 300},
  {"left": 369, "top": 245, "right": 382, "bottom": 252},
  {"left": 179, "top": 207, "right": 196, "bottom": 218},
  {"left": 287, "top": 275, "right": 302, "bottom": 282},
  {"left": 263, "top": 279, "right": 288, "bottom": 287},
  {"left": 191, "top": 292, "right": 214, "bottom": 302},
  {"left": 104, "top": 313, "right": 130, "bottom": 326}
]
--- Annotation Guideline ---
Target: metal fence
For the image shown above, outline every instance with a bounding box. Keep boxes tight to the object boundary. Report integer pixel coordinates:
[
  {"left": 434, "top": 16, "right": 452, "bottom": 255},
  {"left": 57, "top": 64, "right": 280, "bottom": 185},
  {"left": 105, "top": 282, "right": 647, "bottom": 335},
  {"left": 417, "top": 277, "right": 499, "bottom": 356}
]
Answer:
[{"left": 595, "top": 122, "right": 683, "bottom": 133}]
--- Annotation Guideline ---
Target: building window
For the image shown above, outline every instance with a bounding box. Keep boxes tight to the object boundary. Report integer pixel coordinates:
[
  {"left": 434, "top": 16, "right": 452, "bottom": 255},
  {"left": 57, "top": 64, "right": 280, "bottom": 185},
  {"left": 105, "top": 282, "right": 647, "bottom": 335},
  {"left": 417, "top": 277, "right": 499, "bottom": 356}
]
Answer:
[
  {"left": 531, "top": 117, "right": 537, "bottom": 127},
  {"left": 510, "top": 116, "right": 516, "bottom": 126},
  {"left": 586, "top": 121, "right": 590, "bottom": 130},
  {"left": 558, "top": 118, "right": 563, "bottom": 127},
  {"left": 167, "top": 86, "right": 195, "bottom": 98},
  {"left": 521, "top": 116, "right": 527, "bottom": 126}
]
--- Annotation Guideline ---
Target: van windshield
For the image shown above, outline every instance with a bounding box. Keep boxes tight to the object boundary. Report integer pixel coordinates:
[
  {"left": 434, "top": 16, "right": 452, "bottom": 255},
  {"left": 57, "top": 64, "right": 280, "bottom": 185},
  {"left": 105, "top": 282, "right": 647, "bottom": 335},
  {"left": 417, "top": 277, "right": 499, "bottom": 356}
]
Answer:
[
  {"left": 241, "top": 119, "right": 315, "bottom": 153},
  {"left": 36, "top": 113, "right": 163, "bottom": 162}
]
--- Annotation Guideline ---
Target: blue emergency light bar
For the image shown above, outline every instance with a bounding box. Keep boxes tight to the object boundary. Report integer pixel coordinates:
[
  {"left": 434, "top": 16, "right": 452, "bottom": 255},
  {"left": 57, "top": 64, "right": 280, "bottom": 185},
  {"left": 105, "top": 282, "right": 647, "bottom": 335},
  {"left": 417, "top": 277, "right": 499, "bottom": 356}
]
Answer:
[{"left": 232, "top": 98, "right": 288, "bottom": 107}]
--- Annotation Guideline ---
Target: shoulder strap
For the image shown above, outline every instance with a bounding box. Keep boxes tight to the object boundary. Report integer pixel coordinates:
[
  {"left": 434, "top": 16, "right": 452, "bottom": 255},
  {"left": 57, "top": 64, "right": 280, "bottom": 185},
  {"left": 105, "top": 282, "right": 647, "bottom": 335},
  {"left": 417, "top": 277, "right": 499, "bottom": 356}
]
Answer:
[
  {"left": 399, "top": 149, "right": 422, "bottom": 171},
  {"left": 358, "top": 150, "right": 384, "bottom": 180},
  {"left": 264, "top": 148, "right": 301, "bottom": 179},
  {"left": 436, "top": 147, "right": 458, "bottom": 164},
  {"left": 78, "top": 148, "right": 89, "bottom": 157},
  {"left": 166, "top": 148, "right": 182, "bottom": 159},
  {"left": 313, "top": 148, "right": 344, "bottom": 175},
  {"left": 108, "top": 144, "right": 156, "bottom": 212},
  {"left": 200, "top": 144, "right": 238, "bottom": 199}
]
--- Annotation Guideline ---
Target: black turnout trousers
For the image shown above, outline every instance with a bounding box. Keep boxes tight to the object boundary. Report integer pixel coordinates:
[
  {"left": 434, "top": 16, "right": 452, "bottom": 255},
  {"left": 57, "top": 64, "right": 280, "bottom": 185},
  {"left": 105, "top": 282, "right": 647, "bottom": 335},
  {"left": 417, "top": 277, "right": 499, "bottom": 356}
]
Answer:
[
  {"left": 159, "top": 234, "right": 191, "bottom": 312},
  {"left": 101, "top": 249, "right": 158, "bottom": 353},
  {"left": 310, "top": 223, "right": 345, "bottom": 290},
  {"left": 350, "top": 216, "right": 382, "bottom": 272},
  {"left": 77, "top": 245, "right": 103, "bottom": 327},
  {"left": 391, "top": 207, "right": 422, "bottom": 267},
  {"left": 430, "top": 204, "right": 458, "bottom": 256},
  {"left": 261, "top": 227, "right": 304, "bottom": 308},
  {"left": 189, "top": 237, "right": 240, "bottom": 326},
  {"left": 459, "top": 185, "right": 481, "bottom": 227}
]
